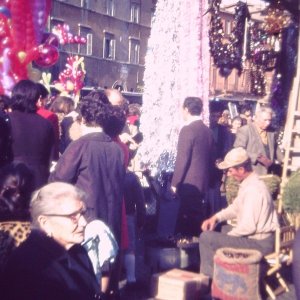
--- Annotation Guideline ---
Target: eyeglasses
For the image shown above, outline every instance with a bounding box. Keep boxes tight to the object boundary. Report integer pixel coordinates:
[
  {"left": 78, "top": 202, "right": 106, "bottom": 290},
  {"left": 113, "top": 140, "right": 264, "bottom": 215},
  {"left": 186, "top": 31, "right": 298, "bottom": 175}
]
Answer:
[{"left": 43, "top": 207, "right": 88, "bottom": 224}]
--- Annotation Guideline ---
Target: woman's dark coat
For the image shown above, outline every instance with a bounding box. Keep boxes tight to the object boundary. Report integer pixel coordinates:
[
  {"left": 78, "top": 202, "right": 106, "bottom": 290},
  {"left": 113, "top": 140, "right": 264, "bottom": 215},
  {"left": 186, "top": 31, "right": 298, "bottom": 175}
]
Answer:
[
  {"left": 49, "top": 132, "right": 125, "bottom": 244},
  {"left": 9, "top": 111, "right": 55, "bottom": 189},
  {"left": 2, "top": 230, "right": 101, "bottom": 300}
]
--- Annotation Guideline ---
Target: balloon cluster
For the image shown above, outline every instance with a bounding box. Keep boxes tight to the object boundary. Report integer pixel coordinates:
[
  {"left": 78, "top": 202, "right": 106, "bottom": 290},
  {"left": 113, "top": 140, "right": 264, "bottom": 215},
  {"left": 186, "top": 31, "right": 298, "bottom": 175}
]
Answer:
[
  {"left": 55, "top": 55, "right": 86, "bottom": 96},
  {"left": 209, "top": 0, "right": 250, "bottom": 77},
  {"left": 0, "top": 0, "right": 58, "bottom": 95},
  {"left": 52, "top": 24, "right": 87, "bottom": 45}
]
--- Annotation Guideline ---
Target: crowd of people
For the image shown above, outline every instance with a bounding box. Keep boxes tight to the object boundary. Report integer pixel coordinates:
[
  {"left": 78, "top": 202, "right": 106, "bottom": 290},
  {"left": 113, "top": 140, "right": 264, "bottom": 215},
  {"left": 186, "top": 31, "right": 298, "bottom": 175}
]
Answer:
[
  {"left": 0, "top": 80, "right": 145, "bottom": 300},
  {"left": 0, "top": 80, "right": 298, "bottom": 299}
]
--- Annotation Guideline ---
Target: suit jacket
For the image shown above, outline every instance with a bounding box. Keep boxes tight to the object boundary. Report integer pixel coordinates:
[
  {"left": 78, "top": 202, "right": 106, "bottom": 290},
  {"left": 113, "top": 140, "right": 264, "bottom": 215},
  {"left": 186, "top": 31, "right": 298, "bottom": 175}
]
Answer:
[
  {"left": 9, "top": 111, "right": 55, "bottom": 189},
  {"left": 233, "top": 122, "right": 281, "bottom": 175},
  {"left": 2, "top": 230, "right": 101, "bottom": 300},
  {"left": 49, "top": 132, "right": 125, "bottom": 244},
  {"left": 171, "top": 119, "right": 215, "bottom": 196}
]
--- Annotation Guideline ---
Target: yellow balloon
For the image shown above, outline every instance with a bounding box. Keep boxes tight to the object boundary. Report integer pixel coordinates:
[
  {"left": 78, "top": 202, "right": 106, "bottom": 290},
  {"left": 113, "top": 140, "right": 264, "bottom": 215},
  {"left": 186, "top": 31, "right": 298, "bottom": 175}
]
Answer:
[{"left": 18, "top": 51, "right": 27, "bottom": 63}]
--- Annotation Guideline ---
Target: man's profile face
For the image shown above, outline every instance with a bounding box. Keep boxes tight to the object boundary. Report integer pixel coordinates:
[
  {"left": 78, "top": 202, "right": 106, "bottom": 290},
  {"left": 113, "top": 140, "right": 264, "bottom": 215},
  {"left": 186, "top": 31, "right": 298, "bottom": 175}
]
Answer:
[
  {"left": 227, "top": 167, "right": 245, "bottom": 182},
  {"left": 255, "top": 112, "right": 272, "bottom": 131}
]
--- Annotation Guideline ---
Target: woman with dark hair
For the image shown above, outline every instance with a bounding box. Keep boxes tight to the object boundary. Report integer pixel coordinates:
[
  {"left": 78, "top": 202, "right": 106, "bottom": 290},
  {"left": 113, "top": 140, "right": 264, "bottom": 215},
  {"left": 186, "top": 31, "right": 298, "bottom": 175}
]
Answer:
[
  {"left": 0, "top": 162, "right": 34, "bottom": 275},
  {"left": 49, "top": 93, "right": 125, "bottom": 297},
  {"left": 0, "top": 162, "right": 33, "bottom": 221},
  {"left": 50, "top": 95, "right": 77, "bottom": 154},
  {"left": 49, "top": 92, "right": 125, "bottom": 246},
  {"left": 8, "top": 80, "right": 55, "bottom": 189}
]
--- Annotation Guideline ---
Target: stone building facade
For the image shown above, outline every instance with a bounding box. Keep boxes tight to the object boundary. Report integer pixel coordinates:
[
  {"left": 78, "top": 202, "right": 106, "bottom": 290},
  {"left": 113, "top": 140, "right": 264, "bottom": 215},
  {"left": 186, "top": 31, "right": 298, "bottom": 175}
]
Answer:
[{"left": 49, "top": 0, "right": 155, "bottom": 92}]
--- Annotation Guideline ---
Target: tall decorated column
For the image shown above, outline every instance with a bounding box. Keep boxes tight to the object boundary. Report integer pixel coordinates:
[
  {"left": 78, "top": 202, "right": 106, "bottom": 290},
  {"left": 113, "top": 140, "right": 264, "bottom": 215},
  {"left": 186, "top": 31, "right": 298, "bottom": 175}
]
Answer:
[{"left": 137, "top": 0, "right": 210, "bottom": 178}]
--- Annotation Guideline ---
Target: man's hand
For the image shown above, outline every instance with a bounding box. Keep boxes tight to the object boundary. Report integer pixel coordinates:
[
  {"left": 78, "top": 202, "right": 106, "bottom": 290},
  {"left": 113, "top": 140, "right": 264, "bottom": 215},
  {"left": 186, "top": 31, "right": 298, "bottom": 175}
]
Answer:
[
  {"left": 201, "top": 215, "right": 218, "bottom": 231},
  {"left": 257, "top": 154, "right": 273, "bottom": 168}
]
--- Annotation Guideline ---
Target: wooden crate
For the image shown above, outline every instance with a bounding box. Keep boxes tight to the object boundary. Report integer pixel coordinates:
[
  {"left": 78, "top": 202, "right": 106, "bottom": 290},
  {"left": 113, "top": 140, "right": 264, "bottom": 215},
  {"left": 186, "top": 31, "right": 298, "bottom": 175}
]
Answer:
[{"left": 151, "top": 268, "right": 209, "bottom": 300}]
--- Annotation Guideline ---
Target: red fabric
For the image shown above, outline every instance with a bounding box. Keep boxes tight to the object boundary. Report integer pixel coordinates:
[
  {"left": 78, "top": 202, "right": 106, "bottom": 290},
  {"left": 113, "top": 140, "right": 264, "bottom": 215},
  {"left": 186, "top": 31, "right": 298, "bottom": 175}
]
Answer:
[
  {"left": 127, "top": 115, "right": 139, "bottom": 125},
  {"left": 113, "top": 136, "right": 129, "bottom": 167}
]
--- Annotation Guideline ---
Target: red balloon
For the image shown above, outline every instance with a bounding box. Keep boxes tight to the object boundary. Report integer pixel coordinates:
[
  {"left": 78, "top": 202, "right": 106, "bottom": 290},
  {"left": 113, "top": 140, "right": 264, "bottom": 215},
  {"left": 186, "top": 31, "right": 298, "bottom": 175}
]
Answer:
[
  {"left": 34, "top": 44, "right": 59, "bottom": 67},
  {"left": 24, "top": 46, "right": 40, "bottom": 64},
  {"left": 42, "top": 32, "right": 60, "bottom": 48}
]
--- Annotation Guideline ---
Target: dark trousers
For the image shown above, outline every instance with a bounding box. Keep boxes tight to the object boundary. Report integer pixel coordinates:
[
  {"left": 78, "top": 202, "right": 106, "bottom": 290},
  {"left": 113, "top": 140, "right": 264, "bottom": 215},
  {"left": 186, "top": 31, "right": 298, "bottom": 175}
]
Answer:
[
  {"left": 199, "top": 230, "right": 275, "bottom": 277},
  {"left": 175, "top": 187, "right": 208, "bottom": 237}
]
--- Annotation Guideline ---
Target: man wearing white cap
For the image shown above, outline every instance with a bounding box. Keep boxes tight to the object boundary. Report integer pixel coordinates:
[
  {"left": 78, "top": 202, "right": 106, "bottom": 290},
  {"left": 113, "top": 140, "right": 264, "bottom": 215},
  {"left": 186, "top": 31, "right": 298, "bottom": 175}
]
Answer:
[{"left": 199, "top": 147, "right": 279, "bottom": 279}]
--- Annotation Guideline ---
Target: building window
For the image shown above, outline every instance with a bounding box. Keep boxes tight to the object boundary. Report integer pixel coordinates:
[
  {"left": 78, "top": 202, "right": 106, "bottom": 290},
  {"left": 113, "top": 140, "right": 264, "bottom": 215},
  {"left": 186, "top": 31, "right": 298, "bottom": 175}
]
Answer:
[
  {"left": 81, "top": 0, "right": 90, "bottom": 9},
  {"left": 106, "top": 0, "right": 115, "bottom": 16},
  {"left": 130, "top": 3, "right": 140, "bottom": 23},
  {"left": 86, "top": 33, "right": 93, "bottom": 55},
  {"left": 79, "top": 26, "right": 93, "bottom": 56},
  {"left": 129, "top": 38, "right": 140, "bottom": 64},
  {"left": 103, "top": 33, "right": 115, "bottom": 59}
]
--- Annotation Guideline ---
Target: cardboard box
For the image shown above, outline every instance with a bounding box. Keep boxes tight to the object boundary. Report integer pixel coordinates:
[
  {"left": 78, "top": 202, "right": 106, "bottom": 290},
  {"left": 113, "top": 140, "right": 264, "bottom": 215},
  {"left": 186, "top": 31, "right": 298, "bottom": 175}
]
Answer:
[{"left": 151, "top": 268, "right": 209, "bottom": 300}]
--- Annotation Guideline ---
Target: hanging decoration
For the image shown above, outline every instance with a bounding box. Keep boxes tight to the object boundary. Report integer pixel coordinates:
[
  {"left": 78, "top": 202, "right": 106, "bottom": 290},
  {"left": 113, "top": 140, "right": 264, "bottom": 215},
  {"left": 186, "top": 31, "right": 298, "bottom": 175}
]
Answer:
[
  {"left": 54, "top": 55, "right": 86, "bottom": 105},
  {"left": 247, "top": 1, "right": 291, "bottom": 97},
  {"left": 262, "top": 2, "right": 291, "bottom": 34},
  {"left": 209, "top": 0, "right": 250, "bottom": 77},
  {"left": 52, "top": 24, "right": 87, "bottom": 45}
]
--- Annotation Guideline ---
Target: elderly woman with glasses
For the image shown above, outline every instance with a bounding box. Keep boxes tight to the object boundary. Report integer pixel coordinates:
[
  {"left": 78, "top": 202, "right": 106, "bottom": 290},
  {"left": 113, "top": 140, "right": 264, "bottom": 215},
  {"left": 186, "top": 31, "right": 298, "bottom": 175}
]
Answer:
[{"left": 2, "top": 182, "right": 102, "bottom": 300}]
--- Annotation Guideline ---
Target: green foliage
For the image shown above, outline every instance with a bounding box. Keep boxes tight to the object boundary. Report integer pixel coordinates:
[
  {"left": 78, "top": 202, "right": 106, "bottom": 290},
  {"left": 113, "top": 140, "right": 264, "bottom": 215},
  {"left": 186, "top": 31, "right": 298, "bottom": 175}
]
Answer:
[
  {"left": 283, "top": 170, "right": 300, "bottom": 213},
  {"left": 225, "top": 174, "right": 281, "bottom": 205}
]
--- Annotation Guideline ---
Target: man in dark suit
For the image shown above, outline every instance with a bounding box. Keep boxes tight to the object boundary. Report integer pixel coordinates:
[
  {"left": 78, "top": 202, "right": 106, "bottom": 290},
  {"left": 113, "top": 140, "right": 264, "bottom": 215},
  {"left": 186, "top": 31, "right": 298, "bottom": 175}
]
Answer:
[
  {"left": 233, "top": 106, "right": 282, "bottom": 175},
  {"left": 171, "top": 97, "right": 215, "bottom": 237}
]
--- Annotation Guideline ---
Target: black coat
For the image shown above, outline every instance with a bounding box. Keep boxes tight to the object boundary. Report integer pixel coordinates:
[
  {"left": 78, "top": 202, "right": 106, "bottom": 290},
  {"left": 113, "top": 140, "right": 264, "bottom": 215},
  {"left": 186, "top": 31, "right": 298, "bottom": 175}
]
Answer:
[
  {"left": 9, "top": 111, "right": 55, "bottom": 189},
  {"left": 2, "top": 230, "right": 101, "bottom": 300},
  {"left": 0, "top": 111, "right": 12, "bottom": 167},
  {"left": 49, "top": 132, "right": 125, "bottom": 244},
  {"left": 124, "top": 171, "right": 146, "bottom": 227}
]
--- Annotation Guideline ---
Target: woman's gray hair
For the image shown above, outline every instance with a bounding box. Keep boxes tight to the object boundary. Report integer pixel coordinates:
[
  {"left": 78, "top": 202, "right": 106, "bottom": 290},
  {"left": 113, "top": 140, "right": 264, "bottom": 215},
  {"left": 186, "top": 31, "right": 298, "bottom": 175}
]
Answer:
[{"left": 30, "top": 182, "right": 86, "bottom": 228}]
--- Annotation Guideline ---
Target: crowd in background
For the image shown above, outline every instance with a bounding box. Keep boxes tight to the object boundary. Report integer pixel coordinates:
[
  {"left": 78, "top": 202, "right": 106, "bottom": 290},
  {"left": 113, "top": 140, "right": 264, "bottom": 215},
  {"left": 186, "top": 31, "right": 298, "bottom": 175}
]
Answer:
[{"left": 0, "top": 79, "right": 298, "bottom": 300}]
